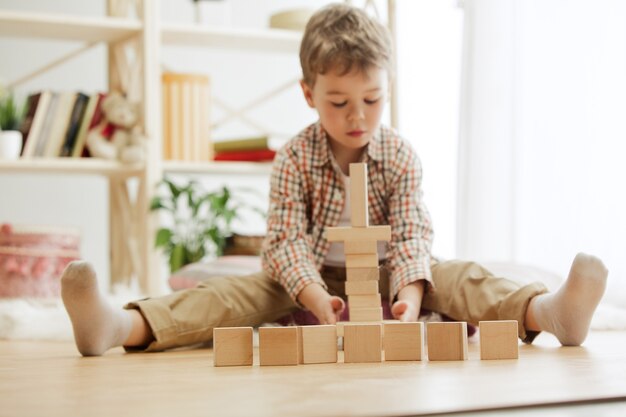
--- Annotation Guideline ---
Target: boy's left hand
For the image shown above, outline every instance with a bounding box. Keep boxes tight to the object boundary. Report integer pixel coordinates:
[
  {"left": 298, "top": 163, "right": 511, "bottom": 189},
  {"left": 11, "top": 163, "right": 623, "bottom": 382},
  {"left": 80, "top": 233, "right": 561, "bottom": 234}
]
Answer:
[
  {"left": 391, "top": 280, "right": 425, "bottom": 322},
  {"left": 391, "top": 300, "right": 419, "bottom": 322}
]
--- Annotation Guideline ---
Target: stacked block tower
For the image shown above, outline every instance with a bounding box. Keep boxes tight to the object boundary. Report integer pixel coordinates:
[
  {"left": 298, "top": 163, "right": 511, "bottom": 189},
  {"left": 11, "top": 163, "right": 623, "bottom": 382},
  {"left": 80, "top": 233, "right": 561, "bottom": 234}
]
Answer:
[{"left": 326, "top": 163, "right": 391, "bottom": 322}]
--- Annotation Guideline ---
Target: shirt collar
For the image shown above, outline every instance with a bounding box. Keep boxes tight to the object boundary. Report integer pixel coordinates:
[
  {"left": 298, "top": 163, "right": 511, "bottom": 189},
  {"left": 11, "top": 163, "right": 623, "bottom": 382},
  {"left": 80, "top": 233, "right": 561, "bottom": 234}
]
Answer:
[{"left": 311, "top": 121, "right": 384, "bottom": 167}]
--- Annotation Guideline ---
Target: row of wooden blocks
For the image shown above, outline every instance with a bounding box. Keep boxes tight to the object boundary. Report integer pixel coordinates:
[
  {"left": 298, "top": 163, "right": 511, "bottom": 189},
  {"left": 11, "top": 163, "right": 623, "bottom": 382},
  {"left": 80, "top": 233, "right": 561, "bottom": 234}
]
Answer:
[{"left": 213, "top": 320, "right": 519, "bottom": 367}]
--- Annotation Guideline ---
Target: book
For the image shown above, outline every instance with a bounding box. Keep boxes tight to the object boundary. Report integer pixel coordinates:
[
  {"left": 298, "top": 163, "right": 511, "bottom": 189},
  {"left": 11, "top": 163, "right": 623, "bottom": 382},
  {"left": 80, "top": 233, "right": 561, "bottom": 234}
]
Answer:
[
  {"left": 59, "top": 93, "right": 89, "bottom": 157},
  {"left": 43, "top": 92, "right": 76, "bottom": 157},
  {"left": 213, "top": 148, "right": 276, "bottom": 162},
  {"left": 213, "top": 136, "right": 269, "bottom": 153},
  {"left": 73, "top": 93, "right": 106, "bottom": 158},
  {"left": 22, "top": 91, "right": 52, "bottom": 158},
  {"left": 32, "top": 92, "right": 59, "bottom": 157},
  {"left": 19, "top": 93, "right": 42, "bottom": 156}
]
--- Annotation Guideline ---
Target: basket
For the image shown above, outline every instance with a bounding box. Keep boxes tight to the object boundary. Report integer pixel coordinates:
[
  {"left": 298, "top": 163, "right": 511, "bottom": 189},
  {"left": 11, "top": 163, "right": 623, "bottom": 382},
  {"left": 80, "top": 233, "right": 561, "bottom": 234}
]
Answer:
[{"left": 0, "top": 223, "right": 80, "bottom": 298}]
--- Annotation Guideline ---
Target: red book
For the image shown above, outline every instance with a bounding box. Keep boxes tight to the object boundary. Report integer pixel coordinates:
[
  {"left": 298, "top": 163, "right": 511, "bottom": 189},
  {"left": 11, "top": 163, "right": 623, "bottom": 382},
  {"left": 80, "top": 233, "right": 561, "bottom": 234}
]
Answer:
[{"left": 213, "top": 149, "right": 276, "bottom": 162}]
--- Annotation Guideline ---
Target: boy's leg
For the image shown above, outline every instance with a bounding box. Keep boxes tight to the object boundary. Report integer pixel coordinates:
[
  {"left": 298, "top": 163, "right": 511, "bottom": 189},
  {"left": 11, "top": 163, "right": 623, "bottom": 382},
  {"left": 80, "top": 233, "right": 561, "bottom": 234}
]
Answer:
[
  {"left": 422, "top": 260, "right": 547, "bottom": 343},
  {"left": 125, "top": 269, "right": 297, "bottom": 352},
  {"left": 421, "top": 253, "right": 607, "bottom": 345},
  {"left": 61, "top": 261, "right": 297, "bottom": 356}
]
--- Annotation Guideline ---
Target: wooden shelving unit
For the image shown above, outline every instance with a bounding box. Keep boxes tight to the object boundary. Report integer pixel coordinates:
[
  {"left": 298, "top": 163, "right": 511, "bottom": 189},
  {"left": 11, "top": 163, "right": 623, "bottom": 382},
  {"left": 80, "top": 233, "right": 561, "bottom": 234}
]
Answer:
[
  {"left": 163, "top": 161, "right": 273, "bottom": 176},
  {"left": 0, "top": 10, "right": 141, "bottom": 42},
  {"left": 1, "top": 1, "right": 397, "bottom": 295},
  {"left": 0, "top": 159, "right": 144, "bottom": 178},
  {"left": 161, "top": 24, "right": 301, "bottom": 53}
]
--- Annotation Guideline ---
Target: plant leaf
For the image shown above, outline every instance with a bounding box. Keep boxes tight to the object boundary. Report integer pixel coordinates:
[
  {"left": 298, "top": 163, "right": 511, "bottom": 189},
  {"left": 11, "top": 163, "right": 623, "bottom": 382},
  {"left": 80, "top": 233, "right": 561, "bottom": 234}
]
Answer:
[
  {"left": 169, "top": 243, "right": 186, "bottom": 272},
  {"left": 155, "top": 228, "right": 173, "bottom": 248}
]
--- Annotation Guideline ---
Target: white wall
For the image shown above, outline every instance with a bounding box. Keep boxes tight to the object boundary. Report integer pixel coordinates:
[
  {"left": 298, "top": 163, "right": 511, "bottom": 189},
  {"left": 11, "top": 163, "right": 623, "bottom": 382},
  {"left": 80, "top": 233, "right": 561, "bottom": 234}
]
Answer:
[{"left": 396, "top": 0, "right": 463, "bottom": 259}]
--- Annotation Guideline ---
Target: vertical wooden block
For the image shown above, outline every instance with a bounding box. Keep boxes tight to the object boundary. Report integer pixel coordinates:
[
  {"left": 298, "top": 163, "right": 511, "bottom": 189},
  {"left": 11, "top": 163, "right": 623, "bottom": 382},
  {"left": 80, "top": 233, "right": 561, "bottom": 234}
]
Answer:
[
  {"left": 296, "top": 326, "right": 304, "bottom": 364},
  {"left": 300, "top": 325, "right": 338, "bottom": 364},
  {"left": 344, "top": 240, "right": 378, "bottom": 255},
  {"left": 384, "top": 322, "right": 424, "bottom": 361},
  {"left": 349, "top": 163, "right": 368, "bottom": 227},
  {"left": 426, "top": 322, "right": 468, "bottom": 361},
  {"left": 259, "top": 327, "right": 299, "bottom": 366},
  {"left": 346, "top": 267, "right": 379, "bottom": 282},
  {"left": 345, "top": 253, "right": 379, "bottom": 268},
  {"left": 345, "top": 280, "right": 379, "bottom": 295},
  {"left": 350, "top": 306, "right": 383, "bottom": 322},
  {"left": 213, "top": 327, "right": 253, "bottom": 367},
  {"left": 343, "top": 323, "right": 382, "bottom": 363},
  {"left": 348, "top": 294, "right": 381, "bottom": 308},
  {"left": 479, "top": 320, "right": 519, "bottom": 360}
]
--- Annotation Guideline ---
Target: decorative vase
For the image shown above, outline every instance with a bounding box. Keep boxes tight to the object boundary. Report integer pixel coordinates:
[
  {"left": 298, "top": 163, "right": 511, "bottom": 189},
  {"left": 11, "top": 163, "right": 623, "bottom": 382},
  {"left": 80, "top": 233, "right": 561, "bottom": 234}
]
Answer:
[{"left": 0, "top": 130, "right": 23, "bottom": 160}]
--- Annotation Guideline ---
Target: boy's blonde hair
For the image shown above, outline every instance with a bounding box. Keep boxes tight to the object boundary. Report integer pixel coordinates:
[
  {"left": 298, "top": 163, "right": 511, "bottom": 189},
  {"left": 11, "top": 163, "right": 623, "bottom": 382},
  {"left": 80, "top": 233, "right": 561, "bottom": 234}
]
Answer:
[{"left": 299, "top": 3, "right": 393, "bottom": 87}]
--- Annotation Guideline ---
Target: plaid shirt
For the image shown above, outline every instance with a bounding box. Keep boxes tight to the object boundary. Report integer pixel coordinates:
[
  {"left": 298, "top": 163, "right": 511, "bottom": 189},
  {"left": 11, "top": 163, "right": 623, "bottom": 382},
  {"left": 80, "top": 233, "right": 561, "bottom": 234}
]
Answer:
[{"left": 262, "top": 121, "right": 434, "bottom": 303}]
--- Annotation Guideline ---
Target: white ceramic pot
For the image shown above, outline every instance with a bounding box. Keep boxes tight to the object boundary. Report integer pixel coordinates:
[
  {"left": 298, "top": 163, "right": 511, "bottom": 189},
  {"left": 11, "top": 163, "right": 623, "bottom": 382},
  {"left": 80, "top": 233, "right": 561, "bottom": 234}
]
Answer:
[{"left": 0, "top": 130, "right": 23, "bottom": 160}]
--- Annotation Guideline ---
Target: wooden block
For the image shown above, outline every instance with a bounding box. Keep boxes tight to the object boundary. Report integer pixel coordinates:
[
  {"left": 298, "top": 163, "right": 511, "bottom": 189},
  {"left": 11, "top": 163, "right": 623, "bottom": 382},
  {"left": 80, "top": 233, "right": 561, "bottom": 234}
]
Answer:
[
  {"left": 343, "top": 323, "right": 382, "bottom": 363},
  {"left": 345, "top": 253, "right": 379, "bottom": 268},
  {"left": 426, "top": 322, "right": 468, "bottom": 361},
  {"left": 348, "top": 294, "right": 381, "bottom": 308},
  {"left": 326, "top": 226, "right": 391, "bottom": 242},
  {"left": 384, "top": 322, "right": 424, "bottom": 361},
  {"left": 213, "top": 327, "right": 253, "bottom": 367},
  {"left": 344, "top": 240, "right": 378, "bottom": 255},
  {"left": 259, "top": 327, "right": 299, "bottom": 366},
  {"left": 345, "top": 280, "right": 379, "bottom": 295},
  {"left": 479, "top": 320, "right": 519, "bottom": 360},
  {"left": 346, "top": 267, "right": 379, "bottom": 282},
  {"left": 337, "top": 319, "right": 398, "bottom": 337},
  {"left": 350, "top": 306, "right": 383, "bottom": 322},
  {"left": 296, "top": 326, "right": 303, "bottom": 364},
  {"left": 349, "top": 163, "right": 368, "bottom": 227},
  {"left": 300, "top": 325, "right": 338, "bottom": 364}
]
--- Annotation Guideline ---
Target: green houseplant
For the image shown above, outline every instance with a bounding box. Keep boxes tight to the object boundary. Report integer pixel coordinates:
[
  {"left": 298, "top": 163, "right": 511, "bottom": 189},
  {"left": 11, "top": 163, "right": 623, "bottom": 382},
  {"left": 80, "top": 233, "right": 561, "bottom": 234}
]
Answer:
[
  {"left": 0, "top": 91, "right": 22, "bottom": 131},
  {"left": 150, "top": 177, "right": 265, "bottom": 273},
  {"left": 0, "top": 89, "right": 25, "bottom": 160}
]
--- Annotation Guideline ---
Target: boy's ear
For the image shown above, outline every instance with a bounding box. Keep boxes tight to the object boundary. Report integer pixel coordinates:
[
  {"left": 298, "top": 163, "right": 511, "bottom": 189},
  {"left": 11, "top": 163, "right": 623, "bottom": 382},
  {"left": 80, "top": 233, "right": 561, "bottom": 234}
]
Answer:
[{"left": 299, "top": 80, "right": 315, "bottom": 108}]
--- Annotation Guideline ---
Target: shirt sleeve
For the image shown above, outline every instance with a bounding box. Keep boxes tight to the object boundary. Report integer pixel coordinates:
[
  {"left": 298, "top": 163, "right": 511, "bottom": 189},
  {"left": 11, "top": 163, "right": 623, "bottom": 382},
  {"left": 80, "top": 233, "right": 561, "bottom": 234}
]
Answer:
[
  {"left": 261, "top": 148, "right": 328, "bottom": 303},
  {"left": 385, "top": 144, "right": 435, "bottom": 300}
]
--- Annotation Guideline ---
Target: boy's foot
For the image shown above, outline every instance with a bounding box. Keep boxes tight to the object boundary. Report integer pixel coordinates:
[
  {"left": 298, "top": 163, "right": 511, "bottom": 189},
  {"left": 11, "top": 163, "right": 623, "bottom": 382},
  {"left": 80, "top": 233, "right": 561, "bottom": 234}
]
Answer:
[
  {"left": 61, "top": 261, "right": 132, "bottom": 356},
  {"left": 531, "top": 253, "right": 608, "bottom": 346}
]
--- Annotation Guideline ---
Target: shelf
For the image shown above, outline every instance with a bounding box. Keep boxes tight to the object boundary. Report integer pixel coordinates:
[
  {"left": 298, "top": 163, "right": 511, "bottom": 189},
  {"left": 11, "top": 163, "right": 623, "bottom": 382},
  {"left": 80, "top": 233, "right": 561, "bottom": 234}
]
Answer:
[
  {"left": 163, "top": 161, "right": 273, "bottom": 175},
  {"left": 162, "top": 24, "right": 301, "bottom": 53},
  {"left": 0, "top": 159, "right": 144, "bottom": 178},
  {"left": 0, "top": 10, "right": 141, "bottom": 43}
]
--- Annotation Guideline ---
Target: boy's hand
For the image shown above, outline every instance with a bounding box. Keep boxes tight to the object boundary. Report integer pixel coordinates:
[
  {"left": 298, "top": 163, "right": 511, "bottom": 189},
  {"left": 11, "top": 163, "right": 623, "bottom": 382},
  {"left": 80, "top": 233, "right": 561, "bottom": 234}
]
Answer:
[
  {"left": 391, "top": 280, "right": 425, "bottom": 322},
  {"left": 391, "top": 300, "right": 419, "bottom": 322},
  {"left": 297, "top": 283, "right": 345, "bottom": 324}
]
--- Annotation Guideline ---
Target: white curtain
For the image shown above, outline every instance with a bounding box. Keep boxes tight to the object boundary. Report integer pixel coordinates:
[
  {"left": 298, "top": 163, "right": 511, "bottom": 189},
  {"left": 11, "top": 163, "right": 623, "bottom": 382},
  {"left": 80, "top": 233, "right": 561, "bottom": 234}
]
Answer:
[{"left": 457, "top": 0, "right": 626, "bottom": 305}]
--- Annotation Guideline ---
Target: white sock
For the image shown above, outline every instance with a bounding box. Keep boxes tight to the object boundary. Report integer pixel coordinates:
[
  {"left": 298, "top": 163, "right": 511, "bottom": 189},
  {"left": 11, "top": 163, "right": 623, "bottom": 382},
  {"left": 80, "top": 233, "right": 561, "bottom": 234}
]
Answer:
[
  {"left": 61, "top": 261, "right": 132, "bottom": 356},
  {"left": 531, "top": 253, "right": 608, "bottom": 346}
]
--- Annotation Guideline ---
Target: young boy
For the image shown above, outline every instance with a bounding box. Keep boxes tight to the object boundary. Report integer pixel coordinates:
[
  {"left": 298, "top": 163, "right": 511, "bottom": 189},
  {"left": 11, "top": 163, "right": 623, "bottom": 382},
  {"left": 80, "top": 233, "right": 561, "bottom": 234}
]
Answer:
[{"left": 61, "top": 3, "right": 608, "bottom": 356}]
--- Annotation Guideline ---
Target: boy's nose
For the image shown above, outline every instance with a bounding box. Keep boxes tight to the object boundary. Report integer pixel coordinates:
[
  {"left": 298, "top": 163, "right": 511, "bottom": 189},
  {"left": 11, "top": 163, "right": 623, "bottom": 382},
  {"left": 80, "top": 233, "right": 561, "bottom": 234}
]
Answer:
[{"left": 348, "top": 105, "right": 365, "bottom": 121}]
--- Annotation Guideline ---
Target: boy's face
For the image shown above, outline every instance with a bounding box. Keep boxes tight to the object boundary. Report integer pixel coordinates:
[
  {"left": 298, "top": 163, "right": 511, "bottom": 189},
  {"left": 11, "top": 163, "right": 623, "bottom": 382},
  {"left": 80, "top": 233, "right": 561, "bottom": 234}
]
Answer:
[{"left": 301, "top": 66, "right": 388, "bottom": 151}]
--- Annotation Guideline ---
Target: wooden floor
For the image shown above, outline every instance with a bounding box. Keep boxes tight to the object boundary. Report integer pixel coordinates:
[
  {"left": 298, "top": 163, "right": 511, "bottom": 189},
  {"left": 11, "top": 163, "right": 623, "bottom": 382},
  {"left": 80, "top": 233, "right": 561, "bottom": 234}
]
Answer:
[{"left": 1, "top": 331, "right": 626, "bottom": 417}]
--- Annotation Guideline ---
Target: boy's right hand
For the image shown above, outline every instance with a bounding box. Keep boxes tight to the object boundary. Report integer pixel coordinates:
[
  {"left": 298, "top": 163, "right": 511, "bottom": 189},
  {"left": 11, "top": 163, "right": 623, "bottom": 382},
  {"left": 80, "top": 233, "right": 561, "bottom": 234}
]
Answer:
[{"left": 297, "top": 283, "right": 345, "bottom": 324}]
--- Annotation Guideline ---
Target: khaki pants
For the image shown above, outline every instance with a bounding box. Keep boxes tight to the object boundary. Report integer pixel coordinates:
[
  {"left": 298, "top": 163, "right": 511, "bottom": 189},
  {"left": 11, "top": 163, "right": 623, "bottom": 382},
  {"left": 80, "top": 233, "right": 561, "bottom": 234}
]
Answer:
[{"left": 126, "top": 260, "right": 547, "bottom": 351}]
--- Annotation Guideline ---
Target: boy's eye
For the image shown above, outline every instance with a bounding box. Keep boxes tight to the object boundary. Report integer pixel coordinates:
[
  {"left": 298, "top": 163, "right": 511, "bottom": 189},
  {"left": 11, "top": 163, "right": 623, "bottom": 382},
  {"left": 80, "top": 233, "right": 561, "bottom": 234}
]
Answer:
[
  {"left": 365, "top": 98, "right": 380, "bottom": 105},
  {"left": 331, "top": 101, "right": 347, "bottom": 108}
]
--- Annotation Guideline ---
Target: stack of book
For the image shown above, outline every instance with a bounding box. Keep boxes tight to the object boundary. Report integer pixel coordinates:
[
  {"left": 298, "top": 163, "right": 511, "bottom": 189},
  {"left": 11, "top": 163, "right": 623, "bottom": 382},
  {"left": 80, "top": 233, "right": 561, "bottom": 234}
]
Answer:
[
  {"left": 213, "top": 136, "right": 276, "bottom": 162},
  {"left": 19, "top": 91, "right": 107, "bottom": 158},
  {"left": 162, "top": 72, "right": 212, "bottom": 162}
]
